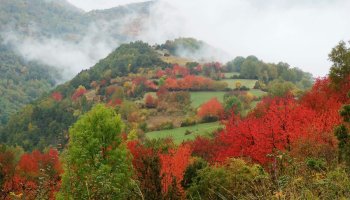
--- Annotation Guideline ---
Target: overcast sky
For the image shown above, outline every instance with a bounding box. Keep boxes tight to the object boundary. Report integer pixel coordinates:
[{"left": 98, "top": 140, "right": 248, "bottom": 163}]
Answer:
[{"left": 66, "top": 0, "right": 350, "bottom": 77}]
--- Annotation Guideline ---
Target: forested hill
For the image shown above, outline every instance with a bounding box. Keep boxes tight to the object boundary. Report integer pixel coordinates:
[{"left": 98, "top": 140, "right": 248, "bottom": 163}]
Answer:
[
  {"left": 0, "top": 41, "right": 58, "bottom": 125},
  {"left": 0, "top": 0, "right": 86, "bottom": 38},
  {"left": 0, "top": 0, "right": 153, "bottom": 39},
  {"left": 0, "top": 41, "right": 168, "bottom": 150},
  {"left": 0, "top": 39, "right": 313, "bottom": 151},
  {"left": 0, "top": 0, "right": 153, "bottom": 125}
]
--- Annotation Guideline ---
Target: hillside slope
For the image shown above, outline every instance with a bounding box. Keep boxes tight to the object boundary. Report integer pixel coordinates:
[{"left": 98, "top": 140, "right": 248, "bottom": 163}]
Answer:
[
  {"left": 0, "top": 0, "right": 153, "bottom": 125},
  {"left": 0, "top": 41, "right": 167, "bottom": 150},
  {"left": 0, "top": 41, "right": 58, "bottom": 124}
]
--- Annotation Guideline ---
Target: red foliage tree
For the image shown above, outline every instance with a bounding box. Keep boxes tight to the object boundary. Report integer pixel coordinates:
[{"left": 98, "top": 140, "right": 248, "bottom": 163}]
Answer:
[
  {"left": 159, "top": 145, "right": 191, "bottom": 196},
  {"left": 190, "top": 136, "right": 221, "bottom": 163},
  {"left": 127, "top": 141, "right": 163, "bottom": 200},
  {"left": 51, "top": 92, "right": 63, "bottom": 102},
  {"left": 107, "top": 98, "right": 123, "bottom": 107},
  {"left": 156, "top": 69, "right": 166, "bottom": 78},
  {"left": 145, "top": 94, "right": 158, "bottom": 108},
  {"left": 197, "top": 98, "right": 224, "bottom": 120},
  {"left": 71, "top": 86, "right": 87, "bottom": 101},
  {"left": 3, "top": 149, "right": 62, "bottom": 200},
  {"left": 211, "top": 89, "right": 343, "bottom": 166},
  {"left": 164, "top": 75, "right": 214, "bottom": 91},
  {"left": 173, "top": 64, "right": 190, "bottom": 77},
  {"left": 127, "top": 141, "right": 191, "bottom": 199}
]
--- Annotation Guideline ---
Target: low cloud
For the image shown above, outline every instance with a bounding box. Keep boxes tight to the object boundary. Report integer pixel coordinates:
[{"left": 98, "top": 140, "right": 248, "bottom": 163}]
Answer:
[
  {"left": 3, "top": 0, "right": 350, "bottom": 80},
  {"left": 2, "top": 23, "right": 118, "bottom": 81},
  {"left": 138, "top": 0, "right": 350, "bottom": 77}
]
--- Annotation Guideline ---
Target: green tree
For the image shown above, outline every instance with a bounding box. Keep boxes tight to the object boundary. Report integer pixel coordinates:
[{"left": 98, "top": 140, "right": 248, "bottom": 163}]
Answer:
[
  {"left": 267, "top": 80, "right": 296, "bottom": 97},
  {"left": 226, "top": 56, "right": 245, "bottom": 72},
  {"left": 329, "top": 41, "right": 350, "bottom": 86},
  {"left": 224, "top": 96, "right": 243, "bottom": 114},
  {"left": 58, "top": 104, "right": 134, "bottom": 200}
]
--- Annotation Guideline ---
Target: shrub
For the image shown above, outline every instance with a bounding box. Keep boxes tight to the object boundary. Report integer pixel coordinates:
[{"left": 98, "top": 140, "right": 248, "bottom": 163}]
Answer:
[{"left": 181, "top": 118, "right": 197, "bottom": 127}]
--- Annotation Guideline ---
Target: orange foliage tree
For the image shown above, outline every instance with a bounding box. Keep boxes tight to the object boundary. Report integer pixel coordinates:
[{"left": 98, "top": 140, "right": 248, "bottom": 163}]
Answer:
[
  {"left": 197, "top": 98, "right": 224, "bottom": 121},
  {"left": 145, "top": 94, "right": 158, "bottom": 108},
  {"left": 71, "top": 86, "right": 87, "bottom": 101},
  {"left": 127, "top": 141, "right": 191, "bottom": 199},
  {"left": 2, "top": 149, "right": 62, "bottom": 200}
]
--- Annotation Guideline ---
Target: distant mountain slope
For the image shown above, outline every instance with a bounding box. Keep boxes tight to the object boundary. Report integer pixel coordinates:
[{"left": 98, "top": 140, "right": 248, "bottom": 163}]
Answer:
[
  {"left": 0, "top": 41, "right": 167, "bottom": 150},
  {"left": 0, "top": 0, "right": 152, "bottom": 39},
  {"left": 0, "top": 41, "right": 58, "bottom": 124},
  {"left": 0, "top": 0, "right": 87, "bottom": 38},
  {"left": 0, "top": 0, "right": 153, "bottom": 125}
]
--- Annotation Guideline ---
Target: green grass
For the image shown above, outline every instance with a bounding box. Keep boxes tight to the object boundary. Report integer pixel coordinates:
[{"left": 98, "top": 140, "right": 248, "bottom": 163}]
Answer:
[
  {"left": 190, "top": 91, "right": 226, "bottom": 108},
  {"left": 221, "top": 79, "right": 257, "bottom": 89},
  {"left": 146, "top": 122, "right": 222, "bottom": 144},
  {"left": 249, "top": 89, "right": 267, "bottom": 98},
  {"left": 145, "top": 90, "right": 265, "bottom": 108},
  {"left": 223, "top": 72, "right": 240, "bottom": 78}
]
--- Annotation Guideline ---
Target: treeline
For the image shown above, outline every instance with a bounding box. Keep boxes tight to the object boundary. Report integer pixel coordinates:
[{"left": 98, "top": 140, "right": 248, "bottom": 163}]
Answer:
[
  {"left": 156, "top": 37, "right": 206, "bottom": 55},
  {"left": 226, "top": 56, "right": 313, "bottom": 89}
]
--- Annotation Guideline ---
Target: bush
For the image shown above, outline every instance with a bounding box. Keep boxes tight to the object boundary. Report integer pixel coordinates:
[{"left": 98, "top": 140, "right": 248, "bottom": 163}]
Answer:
[
  {"left": 159, "top": 121, "right": 174, "bottom": 130},
  {"left": 139, "top": 122, "right": 148, "bottom": 132},
  {"left": 187, "top": 158, "right": 271, "bottom": 199},
  {"left": 181, "top": 118, "right": 197, "bottom": 127},
  {"left": 185, "top": 130, "right": 192, "bottom": 135}
]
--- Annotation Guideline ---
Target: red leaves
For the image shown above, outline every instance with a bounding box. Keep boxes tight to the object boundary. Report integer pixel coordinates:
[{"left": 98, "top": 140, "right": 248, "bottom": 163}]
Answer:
[
  {"left": 127, "top": 141, "right": 191, "bottom": 198},
  {"left": 164, "top": 75, "right": 214, "bottom": 91},
  {"left": 160, "top": 145, "right": 191, "bottom": 195},
  {"left": 145, "top": 94, "right": 158, "bottom": 108},
  {"left": 213, "top": 93, "right": 342, "bottom": 165},
  {"left": 132, "top": 76, "right": 158, "bottom": 90},
  {"left": 51, "top": 92, "right": 63, "bottom": 102},
  {"left": 71, "top": 86, "right": 87, "bottom": 101},
  {"left": 156, "top": 69, "right": 166, "bottom": 78},
  {"left": 107, "top": 98, "right": 123, "bottom": 107},
  {"left": 173, "top": 64, "right": 190, "bottom": 77},
  {"left": 1, "top": 149, "right": 62, "bottom": 200},
  {"left": 197, "top": 98, "right": 224, "bottom": 120}
]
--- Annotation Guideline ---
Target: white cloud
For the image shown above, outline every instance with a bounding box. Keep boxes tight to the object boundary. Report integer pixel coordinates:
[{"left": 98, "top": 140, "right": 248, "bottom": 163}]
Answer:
[
  {"left": 137, "top": 0, "right": 350, "bottom": 77},
  {"left": 6, "top": 0, "right": 350, "bottom": 78},
  {"left": 3, "top": 23, "right": 120, "bottom": 81}
]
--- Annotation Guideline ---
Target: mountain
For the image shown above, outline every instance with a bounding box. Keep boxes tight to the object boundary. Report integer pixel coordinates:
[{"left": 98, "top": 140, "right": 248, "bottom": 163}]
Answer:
[
  {"left": 0, "top": 0, "right": 152, "bottom": 40},
  {"left": 0, "top": 41, "right": 168, "bottom": 150},
  {"left": 0, "top": 0, "right": 153, "bottom": 125},
  {"left": 0, "top": 40, "right": 58, "bottom": 125},
  {"left": 0, "top": 0, "right": 87, "bottom": 38}
]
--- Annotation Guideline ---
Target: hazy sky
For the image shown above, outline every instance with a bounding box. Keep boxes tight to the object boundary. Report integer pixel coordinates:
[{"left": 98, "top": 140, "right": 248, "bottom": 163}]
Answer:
[{"left": 65, "top": 0, "right": 350, "bottom": 77}]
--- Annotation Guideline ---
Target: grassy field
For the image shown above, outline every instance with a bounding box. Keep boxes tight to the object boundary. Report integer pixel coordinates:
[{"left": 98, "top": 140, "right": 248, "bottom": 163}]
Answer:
[
  {"left": 221, "top": 79, "right": 257, "bottom": 89},
  {"left": 190, "top": 91, "right": 226, "bottom": 108},
  {"left": 145, "top": 90, "right": 265, "bottom": 108},
  {"left": 249, "top": 89, "right": 267, "bottom": 98},
  {"left": 223, "top": 72, "right": 240, "bottom": 78},
  {"left": 146, "top": 122, "right": 222, "bottom": 144},
  {"left": 160, "top": 55, "right": 192, "bottom": 66}
]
